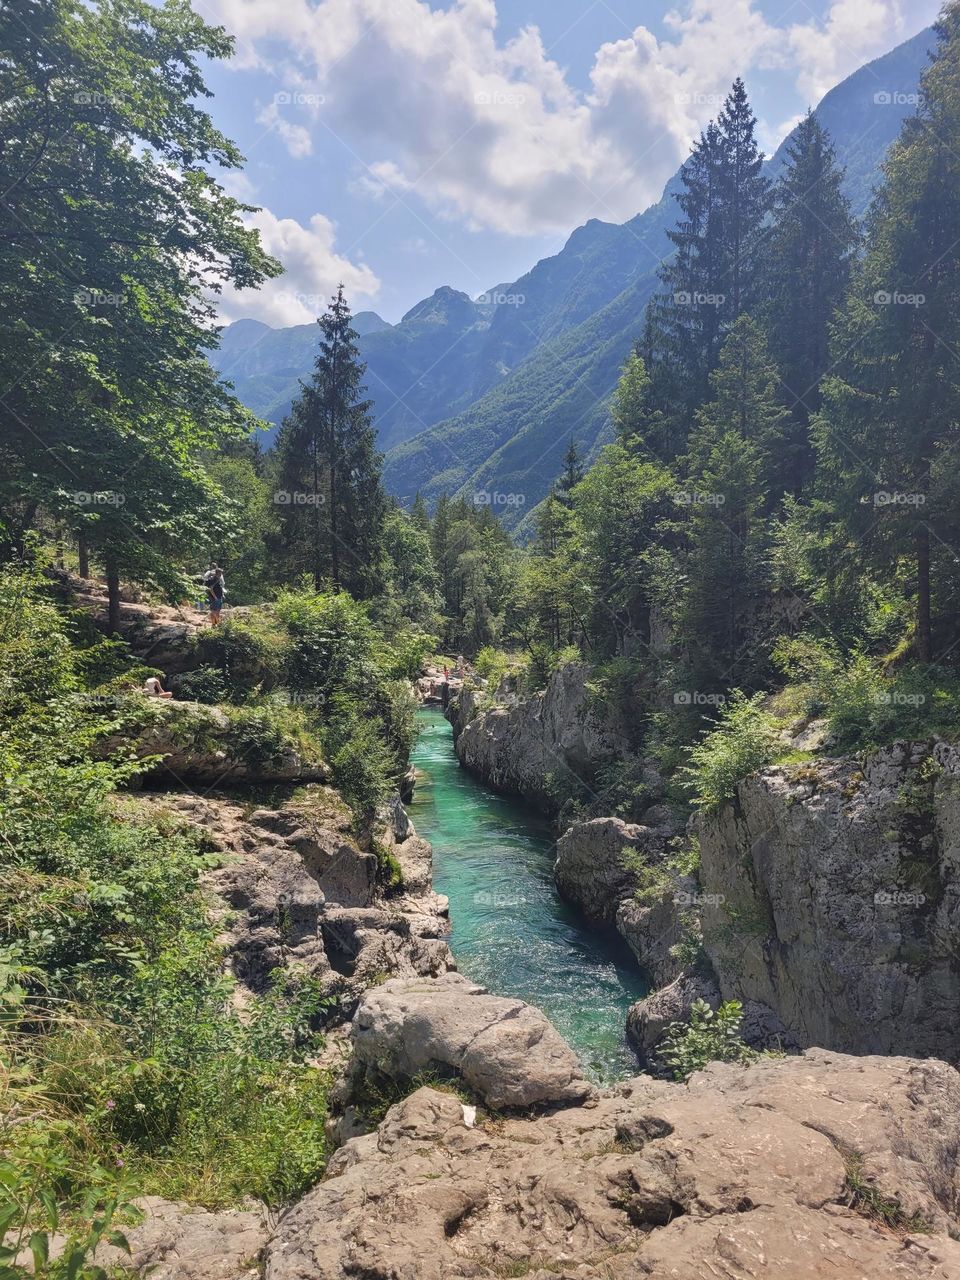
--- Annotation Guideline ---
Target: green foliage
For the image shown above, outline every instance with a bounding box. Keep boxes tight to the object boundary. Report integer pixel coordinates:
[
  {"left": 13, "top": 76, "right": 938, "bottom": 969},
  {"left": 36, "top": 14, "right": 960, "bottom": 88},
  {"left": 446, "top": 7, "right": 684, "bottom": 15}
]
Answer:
[
  {"left": 192, "top": 615, "right": 287, "bottom": 700},
  {"left": 680, "top": 693, "right": 781, "bottom": 811},
  {"left": 0, "top": 0, "right": 280, "bottom": 600},
  {"left": 774, "top": 636, "right": 960, "bottom": 753},
  {"left": 0, "top": 571, "right": 333, "bottom": 1232},
  {"left": 657, "top": 999, "right": 759, "bottom": 1081},
  {"left": 271, "top": 286, "right": 386, "bottom": 600},
  {"left": 843, "top": 1150, "right": 932, "bottom": 1234}
]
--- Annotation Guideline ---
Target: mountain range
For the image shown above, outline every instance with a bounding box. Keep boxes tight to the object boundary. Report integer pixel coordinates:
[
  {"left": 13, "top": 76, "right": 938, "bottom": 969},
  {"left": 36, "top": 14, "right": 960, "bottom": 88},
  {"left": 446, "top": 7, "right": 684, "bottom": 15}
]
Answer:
[{"left": 209, "top": 28, "right": 934, "bottom": 529}]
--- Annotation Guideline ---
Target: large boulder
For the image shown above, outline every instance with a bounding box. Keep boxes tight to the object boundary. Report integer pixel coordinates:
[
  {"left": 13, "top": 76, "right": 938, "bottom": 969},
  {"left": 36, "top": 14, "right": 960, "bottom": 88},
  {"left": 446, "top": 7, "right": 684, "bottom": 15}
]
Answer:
[
  {"left": 348, "top": 972, "right": 594, "bottom": 1110},
  {"left": 697, "top": 739, "right": 960, "bottom": 1059},
  {"left": 264, "top": 1049, "right": 960, "bottom": 1279}
]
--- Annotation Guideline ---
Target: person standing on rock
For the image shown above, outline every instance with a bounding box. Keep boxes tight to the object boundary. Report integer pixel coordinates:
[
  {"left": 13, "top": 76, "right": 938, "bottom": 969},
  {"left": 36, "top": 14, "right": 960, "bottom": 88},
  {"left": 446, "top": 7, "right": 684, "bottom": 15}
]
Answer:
[{"left": 203, "top": 563, "right": 225, "bottom": 626}]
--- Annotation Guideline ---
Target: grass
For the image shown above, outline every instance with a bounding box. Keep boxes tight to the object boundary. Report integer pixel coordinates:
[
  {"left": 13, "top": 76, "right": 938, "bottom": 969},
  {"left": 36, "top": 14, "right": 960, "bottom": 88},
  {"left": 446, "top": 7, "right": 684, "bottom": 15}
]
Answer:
[{"left": 842, "top": 1150, "right": 932, "bottom": 1234}]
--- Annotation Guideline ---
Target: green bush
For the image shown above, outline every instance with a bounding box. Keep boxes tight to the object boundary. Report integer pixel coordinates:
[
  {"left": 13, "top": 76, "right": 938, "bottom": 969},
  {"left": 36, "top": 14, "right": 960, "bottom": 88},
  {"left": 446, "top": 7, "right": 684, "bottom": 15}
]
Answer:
[
  {"left": 657, "top": 999, "right": 759, "bottom": 1081},
  {"left": 774, "top": 636, "right": 960, "bottom": 752},
  {"left": 191, "top": 615, "right": 287, "bottom": 700},
  {"left": 680, "top": 692, "right": 781, "bottom": 811}
]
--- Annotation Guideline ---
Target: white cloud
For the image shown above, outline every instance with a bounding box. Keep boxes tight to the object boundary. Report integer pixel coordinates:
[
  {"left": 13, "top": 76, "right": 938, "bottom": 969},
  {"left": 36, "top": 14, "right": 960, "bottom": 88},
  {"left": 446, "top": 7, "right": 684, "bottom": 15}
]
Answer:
[
  {"left": 216, "top": 208, "right": 381, "bottom": 326},
  {"left": 787, "top": 1, "right": 914, "bottom": 104},
  {"left": 256, "top": 101, "right": 314, "bottom": 158},
  {"left": 205, "top": 0, "right": 934, "bottom": 237}
]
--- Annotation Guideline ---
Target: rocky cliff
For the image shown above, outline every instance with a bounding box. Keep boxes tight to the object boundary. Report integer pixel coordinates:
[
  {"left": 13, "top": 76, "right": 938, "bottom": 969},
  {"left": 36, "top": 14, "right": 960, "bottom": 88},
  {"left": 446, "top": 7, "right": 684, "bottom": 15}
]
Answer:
[
  {"left": 696, "top": 739, "right": 960, "bottom": 1060},
  {"left": 555, "top": 738, "right": 960, "bottom": 1068},
  {"left": 448, "top": 664, "right": 617, "bottom": 813}
]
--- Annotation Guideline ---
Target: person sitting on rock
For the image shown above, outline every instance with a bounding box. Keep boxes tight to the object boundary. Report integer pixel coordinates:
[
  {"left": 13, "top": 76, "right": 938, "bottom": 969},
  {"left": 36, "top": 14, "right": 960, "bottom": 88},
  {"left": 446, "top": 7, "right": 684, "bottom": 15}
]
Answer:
[{"left": 143, "top": 673, "right": 173, "bottom": 699}]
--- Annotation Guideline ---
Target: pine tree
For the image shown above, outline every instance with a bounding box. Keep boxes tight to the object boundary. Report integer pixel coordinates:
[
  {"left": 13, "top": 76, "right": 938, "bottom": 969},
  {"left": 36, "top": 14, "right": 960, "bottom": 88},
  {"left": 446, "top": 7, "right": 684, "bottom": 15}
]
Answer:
[
  {"left": 646, "top": 81, "right": 770, "bottom": 435},
  {"left": 555, "top": 440, "right": 586, "bottom": 506},
  {"left": 813, "top": 5, "right": 960, "bottom": 661},
  {"left": 680, "top": 431, "right": 768, "bottom": 686},
  {"left": 274, "top": 286, "right": 385, "bottom": 598},
  {"left": 688, "top": 315, "right": 791, "bottom": 505},
  {"left": 763, "top": 113, "right": 859, "bottom": 492}
]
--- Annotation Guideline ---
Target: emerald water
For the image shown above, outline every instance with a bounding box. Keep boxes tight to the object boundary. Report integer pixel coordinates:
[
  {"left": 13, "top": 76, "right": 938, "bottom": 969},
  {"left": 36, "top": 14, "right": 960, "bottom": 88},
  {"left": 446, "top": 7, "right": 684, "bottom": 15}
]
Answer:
[{"left": 408, "top": 708, "right": 646, "bottom": 1082}]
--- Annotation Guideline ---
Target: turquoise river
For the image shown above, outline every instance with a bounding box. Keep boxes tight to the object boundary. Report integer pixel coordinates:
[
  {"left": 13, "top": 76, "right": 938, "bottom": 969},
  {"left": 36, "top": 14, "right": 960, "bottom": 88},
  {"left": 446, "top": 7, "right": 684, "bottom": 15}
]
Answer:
[{"left": 407, "top": 708, "right": 646, "bottom": 1081}]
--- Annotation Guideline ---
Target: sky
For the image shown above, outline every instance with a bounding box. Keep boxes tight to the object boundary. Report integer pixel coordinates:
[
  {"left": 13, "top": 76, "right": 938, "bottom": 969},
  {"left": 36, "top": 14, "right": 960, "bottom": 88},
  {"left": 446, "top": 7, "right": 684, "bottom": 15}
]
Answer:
[{"left": 198, "top": 0, "right": 942, "bottom": 327}]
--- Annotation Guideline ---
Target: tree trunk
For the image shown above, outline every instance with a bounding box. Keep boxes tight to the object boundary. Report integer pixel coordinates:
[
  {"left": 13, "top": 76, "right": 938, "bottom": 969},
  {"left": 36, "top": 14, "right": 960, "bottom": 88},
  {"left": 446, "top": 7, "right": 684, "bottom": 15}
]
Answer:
[
  {"left": 105, "top": 555, "right": 121, "bottom": 634},
  {"left": 916, "top": 524, "right": 932, "bottom": 662},
  {"left": 78, "top": 533, "right": 89, "bottom": 579}
]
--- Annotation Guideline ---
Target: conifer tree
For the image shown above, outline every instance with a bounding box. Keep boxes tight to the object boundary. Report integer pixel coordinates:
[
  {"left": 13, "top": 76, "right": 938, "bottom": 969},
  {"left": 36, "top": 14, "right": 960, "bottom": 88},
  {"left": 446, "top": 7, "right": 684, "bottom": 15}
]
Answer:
[
  {"left": 555, "top": 441, "right": 586, "bottom": 506},
  {"left": 814, "top": 5, "right": 960, "bottom": 661},
  {"left": 763, "top": 113, "right": 859, "bottom": 491},
  {"left": 274, "top": 287, "right": 385, "bottom": 598},
  {"left": 688, "top": 315, "right": 791, "bottom": 505},
  {"left": 645, "top": 81, "right": 770, "bottom": 436}
]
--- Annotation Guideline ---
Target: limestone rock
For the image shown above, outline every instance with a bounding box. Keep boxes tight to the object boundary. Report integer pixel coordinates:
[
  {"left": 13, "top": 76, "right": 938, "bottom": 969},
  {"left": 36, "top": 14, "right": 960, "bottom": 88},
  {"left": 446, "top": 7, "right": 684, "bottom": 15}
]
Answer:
[
  {"left": 91, "top": 1197, "right": 267, "bottom": 1279},
  {"left": 696, "top": 739, "right": 960, "bottom": 1058},
  {"left": 626, "top": 971, "right": 722, "bottom": 1066},
  {"left": 448, "top": 664, "right": 616, "bottom": 813},
  {"left": 555, "top": 817, "right": 682, "bottom": 988},
  {"left": 265, "top": 1050, "right": 960, "bottom": 1280},
  {"left": 349, "top": 972, "right": 594, "bottom": 1110}
]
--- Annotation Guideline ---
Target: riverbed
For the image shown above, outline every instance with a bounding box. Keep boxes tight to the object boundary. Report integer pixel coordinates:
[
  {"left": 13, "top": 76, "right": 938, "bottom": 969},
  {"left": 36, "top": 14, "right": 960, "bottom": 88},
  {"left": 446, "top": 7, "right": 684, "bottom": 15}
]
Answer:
[{"left": 407, "top": 707, "right": 645, "bottom": 1082}]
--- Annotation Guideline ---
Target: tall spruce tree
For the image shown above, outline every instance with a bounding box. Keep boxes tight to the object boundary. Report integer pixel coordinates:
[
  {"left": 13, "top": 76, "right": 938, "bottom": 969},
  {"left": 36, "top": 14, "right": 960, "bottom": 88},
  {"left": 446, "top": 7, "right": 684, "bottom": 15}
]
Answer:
[
  {"left": 274, "top": 286, "right": 385, "bottom": 598},
  {"left": 813, "top": 5, "right": 960, "bottom": 661},
  {"left": 763, "top": 113, "right": 859, "bottom": 492},
  {"left": 645, "top": 80, "right": 770, "bottom": 440}
]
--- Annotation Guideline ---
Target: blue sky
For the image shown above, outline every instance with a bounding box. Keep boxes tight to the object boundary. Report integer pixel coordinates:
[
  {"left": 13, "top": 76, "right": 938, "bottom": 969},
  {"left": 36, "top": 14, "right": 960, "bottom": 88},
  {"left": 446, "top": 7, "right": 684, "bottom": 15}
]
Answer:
[{"left": 200, "top": 0, "right": 941, "bottom": 327}]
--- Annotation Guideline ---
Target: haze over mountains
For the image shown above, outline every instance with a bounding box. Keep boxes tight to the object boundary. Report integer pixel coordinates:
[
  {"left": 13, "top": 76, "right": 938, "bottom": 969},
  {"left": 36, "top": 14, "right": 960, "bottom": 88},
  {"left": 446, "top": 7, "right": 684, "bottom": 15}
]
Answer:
[{"left": 210, "top": 28, "right": 934, "bottom": 529}]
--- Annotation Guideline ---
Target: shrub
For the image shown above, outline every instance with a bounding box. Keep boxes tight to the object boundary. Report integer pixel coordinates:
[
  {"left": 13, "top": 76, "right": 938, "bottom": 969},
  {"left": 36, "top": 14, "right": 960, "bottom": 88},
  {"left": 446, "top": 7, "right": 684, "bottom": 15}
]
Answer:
[
  {"left": 657, "top": 999, "right": 759, "bottom": 1081},
  {"left": 191, "top": 615, "right": 287, "bottom": 700},
  {"left": 680, "top": 692, "right": 781, "bottom": 811}
]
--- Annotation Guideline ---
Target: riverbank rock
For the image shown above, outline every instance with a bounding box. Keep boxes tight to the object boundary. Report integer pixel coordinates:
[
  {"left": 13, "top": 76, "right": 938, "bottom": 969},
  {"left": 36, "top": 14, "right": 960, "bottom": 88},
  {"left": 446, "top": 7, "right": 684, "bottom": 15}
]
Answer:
[
  {"left": 555, "top": 817, "right": 685, "bottom": 988},
  {"left": 696, "top": 739, "right": 960, "bottom": 1059},
  {"left": 348, "top": 972, "right": 594, "bottom": 1110},
  {"left": 448, "top": 664, "right": 617, "bottom": 813},
  {"left": 95, "top": 698, "right": 329, "bottom": 785},
  {"left": 126, "top": 787, "right": 453, "bottom": 1002},
  {"left": 99, "top": 1197, "right": 268, "bottom": 1280},
  {"left": 264, "top": 1049, "right": 960, "bottom": 1279}
]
